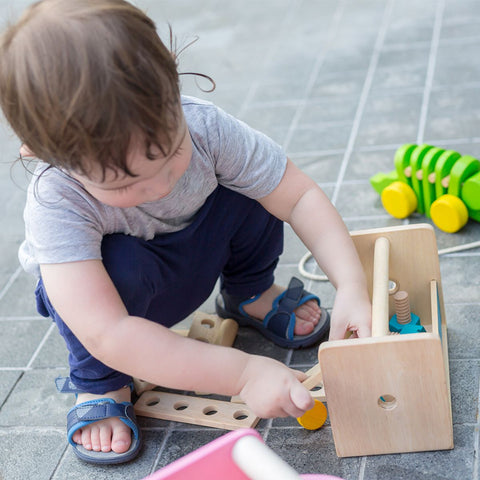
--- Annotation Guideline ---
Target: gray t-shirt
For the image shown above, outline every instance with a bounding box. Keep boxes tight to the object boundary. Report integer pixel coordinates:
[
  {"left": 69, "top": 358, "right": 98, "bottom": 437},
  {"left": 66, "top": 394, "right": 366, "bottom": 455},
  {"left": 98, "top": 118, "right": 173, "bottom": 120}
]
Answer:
[{"left": 19, "top": 96, "right": 287, "bottom": 277}]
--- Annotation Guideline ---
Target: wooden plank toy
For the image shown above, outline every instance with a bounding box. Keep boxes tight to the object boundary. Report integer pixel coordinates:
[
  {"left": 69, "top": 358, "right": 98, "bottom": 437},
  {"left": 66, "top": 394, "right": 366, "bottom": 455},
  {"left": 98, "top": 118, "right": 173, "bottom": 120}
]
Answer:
[
  {"left": 135, "top": 390, "right": 259, "bottom": 430},
  {"left": 318, "top": 224, "right": 452, "bottom": 457}
]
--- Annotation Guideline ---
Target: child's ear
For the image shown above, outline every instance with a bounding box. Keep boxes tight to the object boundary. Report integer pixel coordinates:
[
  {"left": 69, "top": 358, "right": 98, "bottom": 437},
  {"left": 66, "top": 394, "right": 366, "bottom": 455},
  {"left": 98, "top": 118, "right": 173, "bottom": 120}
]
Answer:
[{"left": 19, "top": 144, "right": 35, "bottom": 158}]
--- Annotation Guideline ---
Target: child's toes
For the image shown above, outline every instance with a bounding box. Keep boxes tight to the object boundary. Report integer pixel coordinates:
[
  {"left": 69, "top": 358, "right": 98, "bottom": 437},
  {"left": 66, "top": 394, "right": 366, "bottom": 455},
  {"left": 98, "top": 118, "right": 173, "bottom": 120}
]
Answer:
[
  {"left": 111, "top": 423, "right": 132, "bottom": 454},
  {"left": 296, "top": 302, "right": 321, "bottom": 325},
  {"left": 72, "top": 429, "right": 83, "bottom": 445},
  {"left": 90, "top": 425, "right": 102, "bottom": 452},
  {"left": 81, "top": 428, "right": 93, "bottom": 450},
  {"left": 99, "top": 423, "right": 113, "bottom": 452},
  {"left": 294, "top": 317, "right": 315, "bottom": 335}
]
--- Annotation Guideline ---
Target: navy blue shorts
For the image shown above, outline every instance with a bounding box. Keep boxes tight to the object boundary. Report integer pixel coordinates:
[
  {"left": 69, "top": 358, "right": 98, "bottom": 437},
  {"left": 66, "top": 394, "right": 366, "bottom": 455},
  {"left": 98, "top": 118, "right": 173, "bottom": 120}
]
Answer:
[{"left": 35, "top": 186, "right": 283, "bottom": 393}]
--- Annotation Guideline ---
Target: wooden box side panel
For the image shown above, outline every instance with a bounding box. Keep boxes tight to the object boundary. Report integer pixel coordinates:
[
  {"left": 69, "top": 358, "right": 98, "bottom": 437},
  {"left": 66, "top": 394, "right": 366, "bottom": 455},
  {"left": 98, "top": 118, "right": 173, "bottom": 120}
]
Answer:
[
  {"left": 319, "top": 335, "right": 453, "bottom": 457},
  {"left": 351, "top": 224, "right": 445, "bottom": 330}
]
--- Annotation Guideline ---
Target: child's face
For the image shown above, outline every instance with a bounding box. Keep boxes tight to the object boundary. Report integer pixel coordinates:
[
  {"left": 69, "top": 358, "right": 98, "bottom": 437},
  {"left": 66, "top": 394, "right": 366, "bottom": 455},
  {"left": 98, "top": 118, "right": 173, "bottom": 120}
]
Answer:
[{"left": 70, "top": 117, "right": 192, "bottom": 208}]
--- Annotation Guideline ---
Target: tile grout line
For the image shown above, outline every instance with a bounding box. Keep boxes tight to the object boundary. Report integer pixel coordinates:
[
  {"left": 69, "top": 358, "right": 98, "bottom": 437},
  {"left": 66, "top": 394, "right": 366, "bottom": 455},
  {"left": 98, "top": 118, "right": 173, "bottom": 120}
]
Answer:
[
  {"left": 49, "top": 444, "right": 69, "bottom": 480},
  {"left": 473, "top": 373, "right": 480, "bottom": 480},
  {"left": 282, "top": 0, "right": 346, "bottom": 153},
  {"left": 25, "top": 322, "right": 55, "bottom": 370},
  {"left": 0, "top": 324, "right": 56, "bottom": 413},
  {"left": 0, "top": 316, "right": 46, "bottom": 321},
  {"left": 358, "top": 456, "right": 367, "bottom": 480},
  {"left": 287, "top": 135, "right": 480, "bottom": 158},
  {"left": 417, "top": 0, "right": 445, "bottom": 145},
  {"left": 0, "top": 265, "right": 22, "bottom": 303},
  {"left": 331, "top": 0, "right": 395, "bottom": 208},
  {"left": 235, "top": 0, "right": 303, "bottom": 120},
  {"left": 262, "top": 349, "right": 294, "bottom": 444},
  {"left": 149, "top": 422, "right": 177, "bottom": 475}
]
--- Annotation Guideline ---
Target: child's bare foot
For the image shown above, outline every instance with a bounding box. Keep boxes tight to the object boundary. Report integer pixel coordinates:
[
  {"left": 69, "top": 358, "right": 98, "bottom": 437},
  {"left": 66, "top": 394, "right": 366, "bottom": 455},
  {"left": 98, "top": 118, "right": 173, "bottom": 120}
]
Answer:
[
  {"left": 72, "top": 386, "right": 132, "bottom": 453},
  {"left": 243, "top": 284, "right": 321, "bottom": 335}
]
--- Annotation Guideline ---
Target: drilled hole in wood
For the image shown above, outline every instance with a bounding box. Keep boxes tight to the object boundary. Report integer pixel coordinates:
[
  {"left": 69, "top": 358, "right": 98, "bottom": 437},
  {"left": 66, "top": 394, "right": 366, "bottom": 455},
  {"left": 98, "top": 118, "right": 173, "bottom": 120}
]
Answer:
[
  {"left": 146, "top": 398, "right": 160, "bottom": 407},
  {"left": 388, "top": 280, "right": 399, "bottom": 295},
  {"left": 311, "top": 383, "right": 324, "bottom": 391},
  {"left": 173, "top": 402, "right": 189, "bottom": 411},
  {"left": 200, "top": 319, "right": 215, "bottom": 329},
  {"left": 202, "top": 406, "right": 218, "bottom": 416},
  {"left": 378, "top": 394, "right": 397, "bottom": 410},
  {"left": 233, "top": 410, "right": 249, "bottom": 421}
]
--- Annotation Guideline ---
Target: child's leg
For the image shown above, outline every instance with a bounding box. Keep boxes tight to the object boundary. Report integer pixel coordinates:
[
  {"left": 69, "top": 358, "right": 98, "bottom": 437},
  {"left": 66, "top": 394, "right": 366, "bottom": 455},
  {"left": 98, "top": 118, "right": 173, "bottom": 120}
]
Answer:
[
  {"left": 35, "top": 280, "right": 132, "bottom": 394},
  {"left": 111, "top": 185, "right": 285, "bottom": 327},
  {"left": 34, "top": 186, "right": 283, "bottom": 393}
]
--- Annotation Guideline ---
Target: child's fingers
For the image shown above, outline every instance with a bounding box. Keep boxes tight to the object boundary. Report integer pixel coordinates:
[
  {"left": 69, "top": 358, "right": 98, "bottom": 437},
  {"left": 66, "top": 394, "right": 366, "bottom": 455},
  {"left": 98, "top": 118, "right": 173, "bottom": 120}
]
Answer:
[
  {"left": 291, "top": 369, "right": 308, "bottom": 382},
  {"left": 355, "top": 323, "right": 372, "bottom": 338},
  {"left": 328, "top": 321, "right": 347, "bottom": 340},
  {"left": 289, "top": 381, "right": 314, "bottom": 414}
]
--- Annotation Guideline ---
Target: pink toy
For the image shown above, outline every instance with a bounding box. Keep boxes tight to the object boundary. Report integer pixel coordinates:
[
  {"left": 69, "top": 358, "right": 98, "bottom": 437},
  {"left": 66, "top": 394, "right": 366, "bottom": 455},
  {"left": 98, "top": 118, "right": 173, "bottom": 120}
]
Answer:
[{"left": 142, "top": 428, "right": 344, "bottom": 480}]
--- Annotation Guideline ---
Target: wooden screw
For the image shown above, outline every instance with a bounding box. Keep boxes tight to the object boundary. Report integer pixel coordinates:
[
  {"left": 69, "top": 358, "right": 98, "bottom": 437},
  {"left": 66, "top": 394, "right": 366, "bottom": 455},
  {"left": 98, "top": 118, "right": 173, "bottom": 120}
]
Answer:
[{"left": 393, "top": 290, "right": 411, "bottom": 325}]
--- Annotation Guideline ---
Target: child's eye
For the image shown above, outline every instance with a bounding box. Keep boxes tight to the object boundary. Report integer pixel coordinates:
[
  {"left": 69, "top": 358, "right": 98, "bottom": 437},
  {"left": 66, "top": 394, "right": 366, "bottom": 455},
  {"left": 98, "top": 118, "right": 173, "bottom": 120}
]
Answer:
[{"left": 173, "top": 146, "right": 184, "bottom": 157}]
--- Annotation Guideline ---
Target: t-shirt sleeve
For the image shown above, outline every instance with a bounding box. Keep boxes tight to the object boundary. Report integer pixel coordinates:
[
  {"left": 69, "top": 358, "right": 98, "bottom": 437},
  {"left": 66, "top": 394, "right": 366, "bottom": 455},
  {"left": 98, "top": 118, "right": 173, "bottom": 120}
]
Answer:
[
  {"left": 20, "top": 168, "right": 104, "bottom": 273},
  {"left": 210, "top": 105, "right": 288, "bottom": 199}
]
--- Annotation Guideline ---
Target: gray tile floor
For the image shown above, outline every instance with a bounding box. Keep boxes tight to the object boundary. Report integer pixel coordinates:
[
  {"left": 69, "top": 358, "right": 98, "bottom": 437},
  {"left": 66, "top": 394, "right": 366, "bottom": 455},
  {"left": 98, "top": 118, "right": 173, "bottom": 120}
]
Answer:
[{"left": 1, "top": 0, "right": 480, "bottom": 478}]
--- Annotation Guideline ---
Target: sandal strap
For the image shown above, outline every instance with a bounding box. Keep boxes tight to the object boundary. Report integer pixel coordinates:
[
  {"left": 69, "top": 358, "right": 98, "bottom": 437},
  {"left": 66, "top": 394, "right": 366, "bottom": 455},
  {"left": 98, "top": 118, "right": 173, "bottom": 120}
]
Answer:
[
  {"left": 66, "top": 398, "right": 139, "bottom": 446},
  {"left": 276, "top": 277, "right": 305, "bottom": 313},
  {"left": 264, "top": 277, "right": 307, "bottom": 341},
  {"left": 55, "top": 376, "right": 134, "bottom": 395},
  {"left": 56, "top": 376, "right": 83, "bottom": 394}
]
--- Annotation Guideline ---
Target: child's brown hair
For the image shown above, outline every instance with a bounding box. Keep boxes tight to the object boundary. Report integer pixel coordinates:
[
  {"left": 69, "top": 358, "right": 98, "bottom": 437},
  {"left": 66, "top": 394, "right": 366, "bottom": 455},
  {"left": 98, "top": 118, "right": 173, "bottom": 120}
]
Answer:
[{"left": 0, "top": 0, "right": 181, "bottom": 179}]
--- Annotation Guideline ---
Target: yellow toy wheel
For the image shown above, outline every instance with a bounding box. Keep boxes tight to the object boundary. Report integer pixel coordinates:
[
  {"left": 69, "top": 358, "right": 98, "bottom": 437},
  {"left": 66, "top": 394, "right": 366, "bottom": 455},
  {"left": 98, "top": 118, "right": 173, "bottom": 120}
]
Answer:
[
  {"left": 297, "top": 399, "right": 328, "bottom": 430},
  {"left": 381, "top": 181, "right": 418, "bottom": 219},
  {"left": 430, "top": 194, "right": 468, "bottom": 233}
]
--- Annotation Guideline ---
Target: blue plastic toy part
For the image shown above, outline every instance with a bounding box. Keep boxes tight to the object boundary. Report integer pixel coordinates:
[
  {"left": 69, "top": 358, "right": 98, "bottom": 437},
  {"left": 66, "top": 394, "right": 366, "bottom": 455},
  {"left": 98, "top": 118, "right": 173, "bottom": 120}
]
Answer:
[{"left": 389, "top": 312, "right": 426, "bottom": 334}]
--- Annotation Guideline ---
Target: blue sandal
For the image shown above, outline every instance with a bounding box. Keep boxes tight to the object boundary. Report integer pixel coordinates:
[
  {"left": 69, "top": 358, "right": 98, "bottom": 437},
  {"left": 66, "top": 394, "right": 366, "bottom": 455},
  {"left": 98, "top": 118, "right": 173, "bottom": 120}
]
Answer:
[
  {"left": 215, "top": 277, "right": 330, "bottom": 348},
  {"left": 56, "top": 377, "right": 142, "bottom": 464}
]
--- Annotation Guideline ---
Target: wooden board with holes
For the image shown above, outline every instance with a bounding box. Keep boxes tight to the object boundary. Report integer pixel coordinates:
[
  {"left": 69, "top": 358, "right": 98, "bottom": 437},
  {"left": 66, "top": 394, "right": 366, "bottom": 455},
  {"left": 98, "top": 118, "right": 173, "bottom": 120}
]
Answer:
[{"left": 135, "top": 390, "right": 259, "bottom": 430}]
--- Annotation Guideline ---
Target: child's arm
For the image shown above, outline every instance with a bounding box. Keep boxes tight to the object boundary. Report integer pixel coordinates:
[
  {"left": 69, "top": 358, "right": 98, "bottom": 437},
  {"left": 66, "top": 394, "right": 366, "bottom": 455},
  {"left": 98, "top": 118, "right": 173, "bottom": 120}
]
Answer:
[
  {"left": 258, "top": 159, "right": 372, "bottom": 340},
  {"left": 40, "top": 260, "right": 314, "bottom": 418}
]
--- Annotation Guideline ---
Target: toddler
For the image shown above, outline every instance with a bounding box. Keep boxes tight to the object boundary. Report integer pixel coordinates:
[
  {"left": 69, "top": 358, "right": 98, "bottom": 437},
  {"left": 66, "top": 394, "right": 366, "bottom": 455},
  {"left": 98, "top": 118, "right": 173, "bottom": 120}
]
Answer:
[{"left": 0, "top": 0, "right": 371, "bottom": 465}]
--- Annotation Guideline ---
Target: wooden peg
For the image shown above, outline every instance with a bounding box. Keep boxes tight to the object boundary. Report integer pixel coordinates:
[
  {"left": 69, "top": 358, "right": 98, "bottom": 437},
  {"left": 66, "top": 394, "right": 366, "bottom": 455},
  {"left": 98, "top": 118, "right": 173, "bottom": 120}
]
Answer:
[
  {"left": 371, "top": 237, "right": 390, "bottom": 337},
  {"left": 188, "top": 312, "right": 238, "bottom": 347}
]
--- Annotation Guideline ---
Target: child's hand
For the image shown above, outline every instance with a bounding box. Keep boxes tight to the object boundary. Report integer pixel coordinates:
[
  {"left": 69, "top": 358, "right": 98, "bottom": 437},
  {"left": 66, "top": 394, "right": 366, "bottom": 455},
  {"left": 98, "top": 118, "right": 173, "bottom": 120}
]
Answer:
[
  {"left": 236, "top": 355, "right": 314, "bottom": 418},
  {"left": 328, "top": 282, "right": 372, "bottom": 340}
]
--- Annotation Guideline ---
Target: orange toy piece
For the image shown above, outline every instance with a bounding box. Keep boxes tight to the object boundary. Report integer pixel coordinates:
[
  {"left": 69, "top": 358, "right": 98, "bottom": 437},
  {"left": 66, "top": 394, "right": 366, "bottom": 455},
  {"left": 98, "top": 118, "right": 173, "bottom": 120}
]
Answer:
[{"left": 297, "top": 400, "right": 328, "bottom": 430}]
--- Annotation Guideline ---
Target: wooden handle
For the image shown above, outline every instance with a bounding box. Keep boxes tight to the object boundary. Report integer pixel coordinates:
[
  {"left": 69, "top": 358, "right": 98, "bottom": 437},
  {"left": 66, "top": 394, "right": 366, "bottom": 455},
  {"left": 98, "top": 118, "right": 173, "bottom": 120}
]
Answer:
[{"left": 371, "top": 237, "right": 390, "bottom": 337}]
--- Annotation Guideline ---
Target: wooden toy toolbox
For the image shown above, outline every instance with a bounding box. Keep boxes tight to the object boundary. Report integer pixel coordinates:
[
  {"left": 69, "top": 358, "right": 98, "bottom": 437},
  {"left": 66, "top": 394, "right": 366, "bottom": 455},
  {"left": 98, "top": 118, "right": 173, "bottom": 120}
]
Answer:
[{"left": 318, "top": 223, "right": 453, "bottom": 457}]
